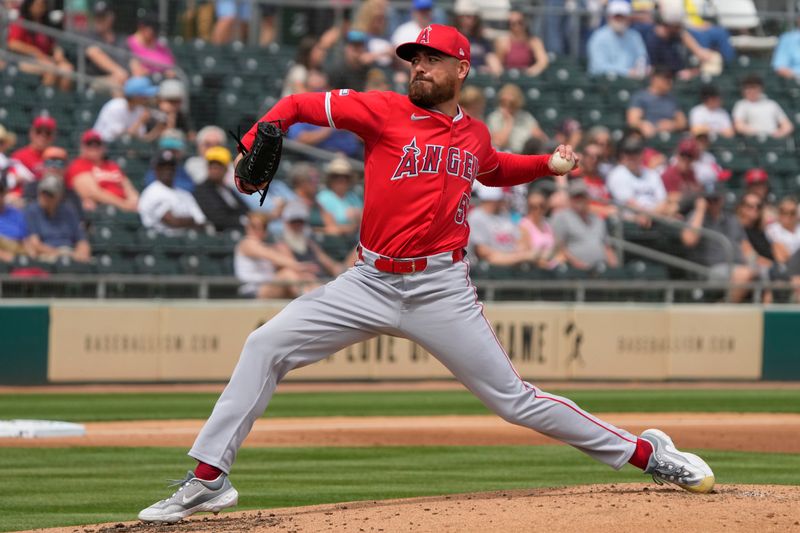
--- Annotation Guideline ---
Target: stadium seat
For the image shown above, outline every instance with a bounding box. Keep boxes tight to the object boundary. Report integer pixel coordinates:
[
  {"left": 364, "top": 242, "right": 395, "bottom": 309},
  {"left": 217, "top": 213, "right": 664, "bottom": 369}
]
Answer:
[
  {"left": 96, "top": 253, "right": 135, "bottom": 275},
  {"left": 134, "top": 254, "right": 180, "bottom": 275},
  {"left": 90, "top": 225, "right": 138, "bottom": 254},
  {"left": 54, "top": 256, "right": 96, "bottom": 274},
  {"left": 179, "top": 254, "right": 225, "bottom": 276},
  {"left": 314, "top": 234, "right": 356, "bottom": 261}
]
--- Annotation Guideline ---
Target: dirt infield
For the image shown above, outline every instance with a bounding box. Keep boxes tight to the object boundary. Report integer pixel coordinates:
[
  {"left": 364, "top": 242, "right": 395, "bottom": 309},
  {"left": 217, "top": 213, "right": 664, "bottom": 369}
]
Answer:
[
  {"left": 24, "top": 484, "right": 800, "bottom": 533},
  {"left": 2, "top": 413, "right": 798, "bottom": 452}
]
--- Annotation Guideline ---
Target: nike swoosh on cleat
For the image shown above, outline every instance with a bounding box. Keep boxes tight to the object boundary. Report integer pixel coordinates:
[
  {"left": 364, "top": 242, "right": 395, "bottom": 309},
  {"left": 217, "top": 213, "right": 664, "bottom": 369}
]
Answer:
[{"left": 410, "top": 114, "right": 431, "bottom": 121}]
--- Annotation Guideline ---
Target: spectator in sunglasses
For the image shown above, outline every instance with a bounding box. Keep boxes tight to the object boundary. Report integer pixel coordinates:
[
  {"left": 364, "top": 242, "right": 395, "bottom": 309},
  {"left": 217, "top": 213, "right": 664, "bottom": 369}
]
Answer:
[
  {"left": 65, "top": 130, "right": 139, "bottom": 212},
  {"left": 766, "top": 197, "right": 800, "bottom": 265},
  {"left": 519, "top": 189, "right": 562, "bottom": 269}
]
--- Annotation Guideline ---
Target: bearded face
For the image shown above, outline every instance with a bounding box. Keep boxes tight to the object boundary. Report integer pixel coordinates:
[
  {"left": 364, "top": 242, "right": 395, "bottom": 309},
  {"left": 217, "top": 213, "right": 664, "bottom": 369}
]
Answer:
[{"left": 408, "top": 66, "right": 458, "bottom": 108}]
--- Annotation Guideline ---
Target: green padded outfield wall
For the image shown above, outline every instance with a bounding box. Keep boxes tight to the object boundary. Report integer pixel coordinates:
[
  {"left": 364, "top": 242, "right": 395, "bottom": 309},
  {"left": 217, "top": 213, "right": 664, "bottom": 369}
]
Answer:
[
  {"left": 762, "top": 309, "right": 800, "bottom": 380},
  {"left": 0, "top": 306, "right": 49, "bottom": 384}
]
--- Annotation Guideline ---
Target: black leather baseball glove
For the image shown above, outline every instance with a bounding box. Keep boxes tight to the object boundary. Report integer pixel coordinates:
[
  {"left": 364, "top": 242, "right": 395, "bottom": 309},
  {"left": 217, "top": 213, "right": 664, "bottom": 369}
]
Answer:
[{"left": 231, "top": 121, "right": 283, "bottom": 206}]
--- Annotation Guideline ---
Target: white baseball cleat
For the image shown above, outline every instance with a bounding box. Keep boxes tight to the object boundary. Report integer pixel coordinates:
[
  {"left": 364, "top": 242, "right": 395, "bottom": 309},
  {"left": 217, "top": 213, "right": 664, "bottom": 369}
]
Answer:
[
  {"left": 640, "top": 429, "right": 715, "bottom": 494},
  {"left": 138, "top": 471, "right": 238, "bottom": 523}
]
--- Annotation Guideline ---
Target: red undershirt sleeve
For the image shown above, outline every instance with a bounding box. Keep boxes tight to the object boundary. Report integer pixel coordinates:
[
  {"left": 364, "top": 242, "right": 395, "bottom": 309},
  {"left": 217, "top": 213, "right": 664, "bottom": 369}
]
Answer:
[{"left": 477, "top": 152, "right": 553, "bottom": 187}]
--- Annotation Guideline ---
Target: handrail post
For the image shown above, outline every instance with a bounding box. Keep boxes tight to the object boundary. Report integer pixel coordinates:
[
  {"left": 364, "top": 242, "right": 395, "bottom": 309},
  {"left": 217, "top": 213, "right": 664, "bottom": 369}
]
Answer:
[{"left": 76, "top": 42, "right": 86, "bottom": 94}]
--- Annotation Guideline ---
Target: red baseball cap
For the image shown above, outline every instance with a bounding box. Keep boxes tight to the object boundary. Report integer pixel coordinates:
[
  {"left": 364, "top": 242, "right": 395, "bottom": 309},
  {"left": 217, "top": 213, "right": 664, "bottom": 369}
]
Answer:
[
  {"left": 81, "top": 129, "right": 103, "bottom": 144},
  {"left": 396, "top": 24, "right": 471, "bottom": 64},
  {"left": 744, "top": 168, "right": 769, "bottom": 185},
  {"left": 32, "top": 116, "right": 57, "bottom": 131},
  {"left": 677, "top": 138, "right": 699, "bottom": 158}
]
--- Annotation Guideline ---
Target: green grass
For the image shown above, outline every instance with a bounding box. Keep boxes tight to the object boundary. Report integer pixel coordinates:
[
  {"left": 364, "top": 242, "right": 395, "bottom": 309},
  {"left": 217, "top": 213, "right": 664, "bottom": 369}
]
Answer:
[
  {"left": 1, "top": 389, "right": 799, "bottom": 422},
  {"left": 1, "top": 446, "right": 797, "bottom": 532}
]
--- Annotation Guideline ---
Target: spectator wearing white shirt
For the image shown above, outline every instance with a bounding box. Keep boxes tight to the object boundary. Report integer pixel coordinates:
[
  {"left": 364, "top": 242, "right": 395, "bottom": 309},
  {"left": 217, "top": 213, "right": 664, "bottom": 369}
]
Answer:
[
  {"left": 732, "top": 75, "right": 794, "bottom": 139},
  {"left": 93, "top": 77, "right": 157, "bottom": 143},
  {"left": 138, "top": 150, "right": 207, "bottom": 236},
  {"left": 606, "top": 137, "right": 671, "bottom": 219},
  {"left": 767, "top": 197, "right": 800, "bottom": 264},
  {"left": 689, "top": 85, "right": 734, "bottom": 138}
]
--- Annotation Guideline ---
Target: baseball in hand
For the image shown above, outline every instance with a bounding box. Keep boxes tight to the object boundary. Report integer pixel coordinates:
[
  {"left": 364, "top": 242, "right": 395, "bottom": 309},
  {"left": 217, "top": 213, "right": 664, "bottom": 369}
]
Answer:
[{"left": 549, "top": 150, "right": 576, "bottom": 175}]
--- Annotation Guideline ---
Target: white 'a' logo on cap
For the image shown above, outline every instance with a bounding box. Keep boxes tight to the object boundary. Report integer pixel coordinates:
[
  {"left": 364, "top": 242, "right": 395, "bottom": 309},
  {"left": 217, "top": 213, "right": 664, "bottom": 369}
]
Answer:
[{"left": 419, "top": 25, "right": 431, "bottom": 44}]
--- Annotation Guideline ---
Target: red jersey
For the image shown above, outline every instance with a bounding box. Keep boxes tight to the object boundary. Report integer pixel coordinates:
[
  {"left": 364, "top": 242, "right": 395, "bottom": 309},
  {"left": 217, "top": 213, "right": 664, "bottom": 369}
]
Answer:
[
  {"left": 661, "top": 164, "right": 700, "bottom": 194},
  {"left": 65, "top": 157, "right": 127, "bottom": 199},
  {"left": 8, "top": 145, "right": 44, "bottom": 193},
  {"left": 243, "top": 90, "right": 551, "bottom": 258},
  {"left": 8, "top": 23, "right": 54, "bottom": 55}
]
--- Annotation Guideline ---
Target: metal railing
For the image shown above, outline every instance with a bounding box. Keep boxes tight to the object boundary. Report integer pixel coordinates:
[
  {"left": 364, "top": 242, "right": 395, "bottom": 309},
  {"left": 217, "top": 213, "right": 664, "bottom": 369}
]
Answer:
[
  {"left": 0, "top": 10, "right": 190, "bottom": 97},
  {"left": 533, "top": 180, "right": 735, "bottom": 289},
  {"left": 0, "top": 273, "right": 795, "bottom": 303}
]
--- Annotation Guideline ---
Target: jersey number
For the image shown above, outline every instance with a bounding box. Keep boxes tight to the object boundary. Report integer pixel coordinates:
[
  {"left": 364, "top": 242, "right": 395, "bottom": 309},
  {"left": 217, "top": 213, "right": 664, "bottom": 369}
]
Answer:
[{"left": 454, "top": 192, "right": 470, "bottom": 225}]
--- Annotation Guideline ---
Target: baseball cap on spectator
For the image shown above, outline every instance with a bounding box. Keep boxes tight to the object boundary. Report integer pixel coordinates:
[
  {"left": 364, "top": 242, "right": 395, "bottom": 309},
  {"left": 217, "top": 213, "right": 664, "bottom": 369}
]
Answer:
[
  {"left": 205, "top": 146, "right": 232, "bottom": 166},
  {"left": 568, "top": 179, "right": 589, "bottom": 197},
  {"left": 93, "top": 1, "right": 112, "bottom": 16},
  {"left": 282, "top": 201, "right": 310, "bottom": 223},
  {"left": 81, "top": 129, "right": 103, "bottom": 144},
  {"left": 32, "top": 115, "right": 57, "bottom": 132},
  {"left": 631, "top": 0, "right": 655, "bottom": 10},
  {"left": 158, "top": 79, "right": 186, "bottom": 101},
  {"left": 413, "top": 0, "right": 434, "bottom": 10},
  {"left": 396, "top": 24, "right": 471, "bottom": 64},
  {"left": 346, "top": 30, "right": 369, "bottom": 45},
  {"left": 0, "top": 124, "right": 17, "bottom": 149},
  {"left": 38, "top": 174, "right": 64, "bottom": 196},
  {"left": 155, "top": 149, "right": 177, "bottom": 166},
  {"left": 607, "top": 1, "right": 632, "bottom": 16},
  {"left": 454, "top": 0, "right": 479, "bottom": 16},
  {"left": 159, "top": 129, "right": 186, "bottom": 151},
  {"left": 474, "top": 183, "right": 504, "bottom": 202},
  {"left": 677, "top": 138, "right": 699, "bottom": 159},
  {"left": 745, "top": 168, "right": 769, "bottom": 185},
  {"left": 325, "top": 156, "right": 354, "bottom": 176},
  {"left": 124, "top": 77, "right": 158, "bottom": 98}
]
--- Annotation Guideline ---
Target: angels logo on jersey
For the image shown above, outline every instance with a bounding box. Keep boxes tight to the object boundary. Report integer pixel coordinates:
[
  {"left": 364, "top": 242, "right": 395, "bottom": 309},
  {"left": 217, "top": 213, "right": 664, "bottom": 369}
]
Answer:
[{"left": 391, "top": 137, "right": 479, "bottom": 183}]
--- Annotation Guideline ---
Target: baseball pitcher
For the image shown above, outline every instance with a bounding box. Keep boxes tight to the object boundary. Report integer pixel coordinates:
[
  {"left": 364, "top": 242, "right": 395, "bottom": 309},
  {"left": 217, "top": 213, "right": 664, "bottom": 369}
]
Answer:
[{"left": 139, "top": 25, "right": 714, "bottom": 523}]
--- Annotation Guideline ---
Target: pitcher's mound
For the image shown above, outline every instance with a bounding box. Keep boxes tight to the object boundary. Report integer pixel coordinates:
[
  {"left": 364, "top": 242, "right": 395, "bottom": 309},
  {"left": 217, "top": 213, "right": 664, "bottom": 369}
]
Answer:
[{"left": 35, "top": 484, "right": 800, "bottom": 533}]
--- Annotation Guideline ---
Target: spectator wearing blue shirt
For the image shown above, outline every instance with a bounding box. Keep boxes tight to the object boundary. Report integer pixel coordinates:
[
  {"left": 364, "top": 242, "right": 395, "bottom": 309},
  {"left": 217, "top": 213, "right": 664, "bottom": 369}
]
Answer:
[
  {"left": 639, "top": 19, "right": 712, "bottom": 79},
  {"left": 24, "top": 175, "right": 91, "bottom": 262},
  {"left": 627, "top": 67, "right": 686, "bottom": 138},
  {"left": 772, "top": 18, "right": 800, "bottom": 80},
  {"left": 0, "top": 174, "right": 34, "bottom": 262},
  {"left": 587, "top": 1, "right": 648, "bottom": 78},
  {"left": 316, "top": 157, "right": 362, "bottom": 236},
  {"left": 287, "top": 122, "right": 362, "bottom": 159}
]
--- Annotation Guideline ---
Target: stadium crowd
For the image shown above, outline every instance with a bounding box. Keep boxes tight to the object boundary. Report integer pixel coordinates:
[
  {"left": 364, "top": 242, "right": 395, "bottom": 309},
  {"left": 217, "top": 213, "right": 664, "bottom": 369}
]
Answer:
[{"left": 1, "top": 0, "right": 800, "bottom": 301}]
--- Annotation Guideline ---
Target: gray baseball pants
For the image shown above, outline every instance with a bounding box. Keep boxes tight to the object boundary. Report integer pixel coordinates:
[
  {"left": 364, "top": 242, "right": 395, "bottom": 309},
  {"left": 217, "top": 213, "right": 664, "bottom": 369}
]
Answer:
[{"left": 189, "top": 249, "right": 638, "bottom": 473}]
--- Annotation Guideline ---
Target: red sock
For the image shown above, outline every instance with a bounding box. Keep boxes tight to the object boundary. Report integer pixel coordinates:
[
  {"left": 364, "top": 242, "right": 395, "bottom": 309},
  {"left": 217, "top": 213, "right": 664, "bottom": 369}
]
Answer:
[
  {"left": 194, "top": 462, "right": 224, "bottom": 481},
  {"left": 628, "top": 438, "right": 653, "bottom": 470}
]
